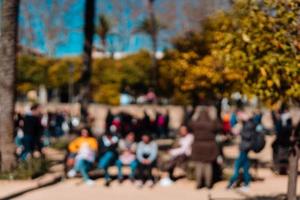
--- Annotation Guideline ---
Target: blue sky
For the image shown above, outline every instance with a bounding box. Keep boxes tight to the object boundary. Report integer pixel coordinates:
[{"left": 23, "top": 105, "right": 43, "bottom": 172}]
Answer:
[{"left": 18, "top": 0, "right": 228, "bottom": 57}]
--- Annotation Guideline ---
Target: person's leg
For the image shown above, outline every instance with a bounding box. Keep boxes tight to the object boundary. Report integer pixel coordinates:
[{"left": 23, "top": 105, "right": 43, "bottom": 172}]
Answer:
[
  {"left": 228, "top": 152, "right": 243, "bottom": 188},
  {"left": 116, "top": 159, "right": 123, "bottom": 180},
  {"left": 98, "top": 152, "right": 115, "bottom": 182},
  {"left": 203, "top": 163, "right": 213, "bottom": 188},
  {"left": 242, "top": 152, "right": 251, "bottom": 186},
  {"left": 195, "top": 162, "right": 204, "bottom": 188},
  {"left": 136, "top": 162, "right": 146, "bottom": 184},
  {"left": 129, "top": 160, "right": 138, "bottom": 180},
  {"left": 21, "top": 135, "right": 33, "bottom": 160},
  {"left": 74, "top": 159, "right": 91, "bottom": 181}
]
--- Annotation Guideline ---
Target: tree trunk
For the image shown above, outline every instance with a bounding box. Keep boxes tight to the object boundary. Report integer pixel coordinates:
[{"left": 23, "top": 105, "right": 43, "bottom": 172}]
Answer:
[
  {"left": 288, "top": 123, "right": 300, "bottom": 200},
  {"left": 80, "top": 0, "right": 95, "bottom": 121},
  {"left": 0, "top": 0, "right": 19, "bottom": 172},
  {"left": 287, "top": 146, "right": 299, "bottom": 200},
  {"left": 147, "top": 0, "right": 159, "bottom": 90}
]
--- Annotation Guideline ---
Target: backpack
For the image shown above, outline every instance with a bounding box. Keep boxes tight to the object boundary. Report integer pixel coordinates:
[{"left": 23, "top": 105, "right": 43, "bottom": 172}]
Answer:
[{"left": 251, "top": 125, "right": 266, "bottom": 153}]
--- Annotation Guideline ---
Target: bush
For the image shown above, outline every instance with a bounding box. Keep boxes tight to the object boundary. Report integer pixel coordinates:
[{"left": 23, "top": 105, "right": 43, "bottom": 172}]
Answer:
[
  {"left": 0, "top": 158, "right": 50, "bottom": 180},
  {"left": 50, "top": 137, "right": 70, "bottom": 151}
]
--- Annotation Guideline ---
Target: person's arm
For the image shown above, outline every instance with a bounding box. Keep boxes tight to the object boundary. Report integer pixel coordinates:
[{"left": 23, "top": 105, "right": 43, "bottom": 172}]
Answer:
[
  {"left": 118, "top": 140, "right": 126, "bottom": 153},
  {"left": 170, "top": 135, "right": 194, "bottom": 156},
  {"left": 136, "top": 143, "right": 144, "bottom": 162},
  {"left": 68, "top": 138, "right": 80, "bottom": 153},
  {"left": 90, "top": 138, "right": 98, "bottom": 152},
  {"left": 148, "top": 142, "right": 158, "bottom": 163}
]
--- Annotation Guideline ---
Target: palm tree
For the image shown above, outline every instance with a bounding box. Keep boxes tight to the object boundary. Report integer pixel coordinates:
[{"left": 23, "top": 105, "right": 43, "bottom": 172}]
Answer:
[
  {"left": 0, "top": 0, "right": 19, "bottom": 172},
  {"left": 97, "top": 14, "right": 111, "bottom": 51},
  {"left": 80, "top": 0, "right": 95, "bottom": 121},
  {"left": 134, "top": 0, "right": 165, "bottom": 90}
]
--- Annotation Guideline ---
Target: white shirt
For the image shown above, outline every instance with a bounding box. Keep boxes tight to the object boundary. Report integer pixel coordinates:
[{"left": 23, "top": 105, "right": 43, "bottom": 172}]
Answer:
[{"left": 170, "top": 134, "right": 194, "bottom": 157}]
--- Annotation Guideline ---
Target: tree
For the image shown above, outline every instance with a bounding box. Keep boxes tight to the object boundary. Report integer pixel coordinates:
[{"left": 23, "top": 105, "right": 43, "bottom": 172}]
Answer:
[
  {"left": 0, "top": 0, "right": 19, "bottom": 172},
  {"left": 206, "top": 1, "right": 299, "bottom": 198},
  {"left": 19, "top": 0, "right": 77, "bottom": 57},
  {"left": 80, "top": 0, "right": 96, "bottom": 120},
  {"left": 134, "top": 0, "right": 165, "bottom": 90},
  {"left": 97, "top": 14, "right": 111, "bottom": 51},
  {"left": 208, "top": 0, "right": 300, "bottom": 105}
]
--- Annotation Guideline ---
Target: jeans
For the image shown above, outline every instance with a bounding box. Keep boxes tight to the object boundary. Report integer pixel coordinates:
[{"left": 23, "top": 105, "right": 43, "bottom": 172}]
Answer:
[
  {"left": 98, "top": 151, "right": 116, "bottom": 181},
  {"left": 20, "top": 135, "right": 34, "bottom": 161},
  {"left": 74, "top": 159, "right": 92, "bottom": 181},
  {"left": 116, "top": 159, "right": 138, "bottom": 179},
  {"left": 229, "top": 151, "right": 251, "bottom": 187}
]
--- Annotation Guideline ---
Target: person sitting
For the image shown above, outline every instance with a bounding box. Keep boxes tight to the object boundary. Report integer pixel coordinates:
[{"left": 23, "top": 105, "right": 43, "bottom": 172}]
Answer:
[
  {"left": 136, "top": 134, "right": 158, "bottom": 188},
  {"left": 97, "top": 131, "right": 119, "bottom": 187},
  {"left": 116, "top": 132, "right": 138, "bottom": 183},
  {"left": 67, "top": 128, "right": 98, "bottom": 186},
  {"left": 160, "top": 125, "right": 194, "bottom": 186}
]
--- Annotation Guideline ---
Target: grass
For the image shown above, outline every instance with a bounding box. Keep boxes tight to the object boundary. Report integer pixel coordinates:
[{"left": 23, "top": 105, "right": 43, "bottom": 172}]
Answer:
[
  {"left": 50, "top": 137, "right": 70, "bottom": 151},
  {"left": 0, "top": 158, "right": 51, "bottom": 180}
]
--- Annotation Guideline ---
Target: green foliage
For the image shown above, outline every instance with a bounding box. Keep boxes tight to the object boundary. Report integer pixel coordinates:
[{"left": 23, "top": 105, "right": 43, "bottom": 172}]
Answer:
[
  {"left": 161, "top": 0, "right": 300, "bottom": 105},
  {"left": 134, "top": 17, "right": 166, "bottom": 37},
  {"left": 17, "top": 55, "right": 54, "bottom": 92},
  {"left": 208, "top": 0, "right": 300, "bottom": 104},
  {"left": 47, "top": 57, "right": 82, "bottom": 88},
  {"left": 92, "top": 50, "right": 152, "bottom": 105},
  {"left": 17, "top": 51, "right": 153, "bottom": 105},
  {"left": 0, "top": 158, "right": 50, "bottom": 180},
  {"left": 50, "top": 137, "right": 70, "bottom": 151}
]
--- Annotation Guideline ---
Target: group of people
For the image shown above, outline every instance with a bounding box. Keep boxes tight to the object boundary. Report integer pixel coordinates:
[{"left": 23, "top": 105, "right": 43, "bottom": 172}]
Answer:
[
  {"left": 13, "top": 103, "right": 300, "bottom": 191},
  {"left": 105, "top": 110, "right": 170, "bottom": 139},
  {"left": 14, "top": 104, "right": 81, "bottom": 161},
  {"left": 66, "top": 106, "right": 268, "bottom": 190},
  {"left": 66, "top": 129, "right": 159, "bottom": 187}
]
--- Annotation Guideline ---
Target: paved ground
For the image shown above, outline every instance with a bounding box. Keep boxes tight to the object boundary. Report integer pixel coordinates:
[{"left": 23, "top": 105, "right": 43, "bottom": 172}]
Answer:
[
  {"left": 11, "top": 169, "right": 300, "bottom": 200},
  {"left": 3, "top": 136, "right": 300, "bottom": 200}
]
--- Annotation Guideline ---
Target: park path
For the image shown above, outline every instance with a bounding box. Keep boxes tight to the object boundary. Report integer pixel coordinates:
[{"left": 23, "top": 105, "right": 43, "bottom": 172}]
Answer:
[
  {"left": 6, "top": 136, "right": 300, "bottom": 200},
  {"left": 11, "top": 168, "right": 300, "bottom": 200}
]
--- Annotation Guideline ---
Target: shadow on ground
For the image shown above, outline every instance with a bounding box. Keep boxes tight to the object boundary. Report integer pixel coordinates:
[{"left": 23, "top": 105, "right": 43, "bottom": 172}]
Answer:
[{"left": 210, "top": 194, "right": 298, "bottom": 200}]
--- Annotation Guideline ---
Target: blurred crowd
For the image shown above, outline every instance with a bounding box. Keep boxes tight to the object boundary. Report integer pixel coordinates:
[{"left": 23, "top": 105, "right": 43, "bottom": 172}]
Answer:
[{"left": 12, "top": 103, "right": 300, "bottom": 190}]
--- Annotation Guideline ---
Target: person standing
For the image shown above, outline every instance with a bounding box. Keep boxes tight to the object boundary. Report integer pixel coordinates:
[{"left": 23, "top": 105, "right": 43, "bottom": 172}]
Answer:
[
  {"left": 227, "top": 112, "right": 255, "bottom": 191},
  {"left": 189, "top": 106, "right": 220, "bottom": 189},
  {"left": 22, "top": 104, "right": 44, "bottom": 160}
]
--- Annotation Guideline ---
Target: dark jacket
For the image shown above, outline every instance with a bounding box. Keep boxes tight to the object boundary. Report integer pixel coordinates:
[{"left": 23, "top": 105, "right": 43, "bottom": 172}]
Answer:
[
  {"left": 23, "top": 114, "right": 43, "bottom": 138},
  {"left": 189, "top": 111, "right": 220, "bottom": 163},
  {"left": 98, "top": 135, "right": 119, "bottom": 156},
  {"left": 239, "top": 119, "right": 256, "bottom": 152}
]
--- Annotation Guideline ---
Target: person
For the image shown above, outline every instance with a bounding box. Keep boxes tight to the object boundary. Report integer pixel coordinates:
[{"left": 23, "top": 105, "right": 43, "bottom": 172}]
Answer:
[
  {"left": 116, "top": 132, "right": 138, "bottom": 183},
  {"left": 156, "top": 112, "right": 166, "bottom": 138},
  {"left": 136, "top": 134, "right": 158, "bottom": 187},
  {"left": 189, "top": 106, "right": 220, "bottom": 189},
  {"left": 227, "top": 112, "right": 255, "bottom": 191},
  {"left": 97, "top": 131, "right": 119, "bottom": 187},
  {"left": 271, "top": 105, "right": 292, "bottom": 174},
  {"left": 22, "top": 104, "right": 44, "bottom": 160},
  {"left": 160, "top": 125, "right": 194, "bottom": 186},
  {"left": 67, "top": 128, "right": 98, "bottom": 185}
]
